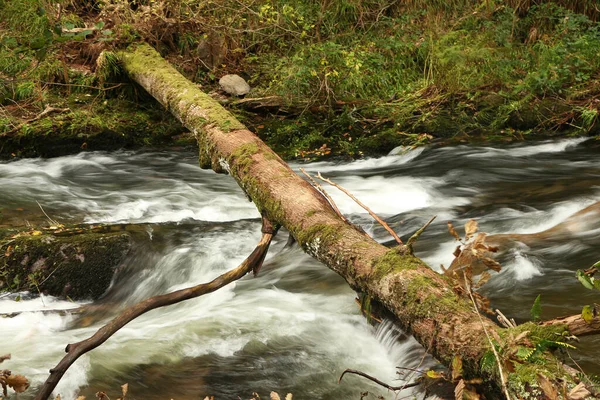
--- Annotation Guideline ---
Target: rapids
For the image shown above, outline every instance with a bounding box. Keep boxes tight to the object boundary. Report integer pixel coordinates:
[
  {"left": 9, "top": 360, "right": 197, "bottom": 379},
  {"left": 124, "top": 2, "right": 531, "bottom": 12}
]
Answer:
[{"left": 1, "top": 137, "right": 599, "bottom": 398}]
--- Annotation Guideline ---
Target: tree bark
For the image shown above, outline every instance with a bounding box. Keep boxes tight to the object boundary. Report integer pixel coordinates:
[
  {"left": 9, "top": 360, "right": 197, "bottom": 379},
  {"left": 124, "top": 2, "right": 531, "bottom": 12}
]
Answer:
[{"left": 118, "top": 43, "right": 599, "bottom": 399}]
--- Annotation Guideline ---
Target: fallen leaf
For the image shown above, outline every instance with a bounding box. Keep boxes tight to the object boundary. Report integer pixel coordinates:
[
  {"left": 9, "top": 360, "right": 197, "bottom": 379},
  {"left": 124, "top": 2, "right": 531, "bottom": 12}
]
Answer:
[
  {"left": 453, "top": 245, "right": 462, "bottom": 258},
  {"left": 451, "top": 355, "right": 463, "bottom": 381},
  {"left": 537, "top": 373, "right": 559, "bottom": 400},
  {"left": 454, "top": 379, "right": 465, "bottom": 400},
  {"left": 5, "top": 374, "right": 29, "bottom": 393},
  {"left": 427, "top": 369, "right": 444, "bottom": 379},
  {"left": 474, "top": 271, "right": 491, "bottom": 289},
  {"left": 567, "top": 382, "right": 591, "bottom": 400},
  {"left": 481, "top": 257, "right": 502, "bottom": 272},
  {"left": 464, "top": 219, "right": 478, "bottom": 240},
  {"left": 285, "top": 394, "right": 293, "bottom": 400},
  {"left": 121, "top": 383, "right": 128, "bottom": 398},
  {"left": 0, "top": 355, "right": 10, "bottom": 364},
  {"left": 514, "top": 330, "right": 530, "bottom": 344},
  {"left": 270, "top": 392, "right": 281, "bottom": 400},
  {"left": 447, "top": 222, "right": 461, "bottom": 241}
]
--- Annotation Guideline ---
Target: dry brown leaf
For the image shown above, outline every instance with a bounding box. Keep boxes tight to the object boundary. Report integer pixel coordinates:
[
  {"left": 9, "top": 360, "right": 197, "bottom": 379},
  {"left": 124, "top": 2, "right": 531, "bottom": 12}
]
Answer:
[
  {"left": 121, "top": 383, "right": 128, "bottom": 398},
  {"left": 454, "top": 379, "right": 465, "bottom": 400},
  {"left": 567, "top": 382, "right": 591, "bottom": 400},
  {"left": 453, "top": 245, "right": 462, "bottom": 258},
  {"left": 464, "top": 219, "right": 478, "bottom": 240},
  {"left": 447, "top": 222, "right": 461, "bottom": 241},
  {"left": 537, "top": 373, "right": 559, "bottom": 400},
  {"left": 5, "top": 374, "right": 29, "bottom": 393},
  {"left": 96, "top": 392, "right": 109, "bottom": 400},
  {"left": 451, "top": 355, "right": 463, "bottom": 381},
  {"left": 514, "top": 330, "right": 530, "bottom": 344},
  {"left": 55, "top": 395, "right": 61, "bottom": 400},
  {"left": 0, "top": 355, "right": 9, "bottom": 364},
  {"left": 474, "top": 272, "right": 491, "bottom": 289},
  {"left": 481, "top": 257, "right": 502, "bottom": 272},
  {"left": 75, "top": 396, "right": 86, "bottom": 400},
  {"left": 270, "top": 392, "right": 281, "bottom": 400}
]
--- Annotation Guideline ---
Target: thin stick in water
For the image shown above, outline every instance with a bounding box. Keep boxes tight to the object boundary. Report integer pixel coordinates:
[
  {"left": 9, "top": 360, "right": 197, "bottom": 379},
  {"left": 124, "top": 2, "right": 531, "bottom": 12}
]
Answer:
[{"left": 316, "top": 173, "right": 403, "bottom": 245}]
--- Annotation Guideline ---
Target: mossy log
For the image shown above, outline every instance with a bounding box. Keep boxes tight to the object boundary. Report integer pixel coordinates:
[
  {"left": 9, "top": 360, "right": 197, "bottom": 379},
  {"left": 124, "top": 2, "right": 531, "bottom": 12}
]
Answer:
[
  {"left": 0, "top": 226, "right": 131, "bottom": 300},
  {"left": 118, "top": 44, "right": 598, "bottom": 399}
]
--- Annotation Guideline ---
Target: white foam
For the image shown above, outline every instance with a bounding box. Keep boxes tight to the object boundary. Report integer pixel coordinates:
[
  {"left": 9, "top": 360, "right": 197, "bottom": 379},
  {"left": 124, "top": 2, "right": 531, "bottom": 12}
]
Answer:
[
  {"left": 467, "top": 137, "right": 587, "bottom": 159},
  {"left": 301, "top": 146, "right": 425, "bottom": 173}
]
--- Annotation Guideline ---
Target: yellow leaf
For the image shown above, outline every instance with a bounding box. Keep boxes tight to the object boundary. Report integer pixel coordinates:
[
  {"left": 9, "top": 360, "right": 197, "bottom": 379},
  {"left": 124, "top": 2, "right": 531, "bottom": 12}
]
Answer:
[
  {"left": 31, "top": 231, "right": 43, "bottom": 236},
  {"left": 464, "top": 219, "right": 478, "bottom": 240},
  {"left": 426, "top": 369, "right": 444, "bottom": 379},
  {"left": 582, "top": 305, "right": 594, "bottom": 324}
]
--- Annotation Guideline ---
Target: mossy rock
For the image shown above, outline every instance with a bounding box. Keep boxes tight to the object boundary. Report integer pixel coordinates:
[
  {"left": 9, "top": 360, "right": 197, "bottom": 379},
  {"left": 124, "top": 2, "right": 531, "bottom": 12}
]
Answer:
[{"left": 1, "top": 229, "right": 131, "bottom": 300}]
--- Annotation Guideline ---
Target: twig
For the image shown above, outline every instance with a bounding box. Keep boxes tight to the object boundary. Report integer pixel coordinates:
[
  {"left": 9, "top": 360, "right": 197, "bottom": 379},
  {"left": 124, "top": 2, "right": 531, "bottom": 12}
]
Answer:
[
  {"left": 34, "top": 217, "right": 276, "bottom": 400},
  {"left": 338, "top": 369, "right": 420, "bottom": 391},
  {"left": 496, "top": 309, "right": 516, "bottom": 329},
  {"left": 465, "top": 274, "right": 511, "bottom": 400},
  {"left": 406, "top": 216, "right": 436, "bottom": 255},
  {"left": 316, "top": 173, "right": 403, "bottom": 245},
  {"left": 2, "top": 106, "right": 70, "bottom": 137},
  {"left": 36, "top": 200, "right": 59, "bottom": 226},
  {"left": 299, "top": 168, "right": 347, "bottom": 223}
]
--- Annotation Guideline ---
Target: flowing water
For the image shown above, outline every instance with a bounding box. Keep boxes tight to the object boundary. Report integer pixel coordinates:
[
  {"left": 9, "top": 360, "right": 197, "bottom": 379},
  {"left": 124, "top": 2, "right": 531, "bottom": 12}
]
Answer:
[{"left": 1, "top": 137, "right": 599, "bottom": 399}]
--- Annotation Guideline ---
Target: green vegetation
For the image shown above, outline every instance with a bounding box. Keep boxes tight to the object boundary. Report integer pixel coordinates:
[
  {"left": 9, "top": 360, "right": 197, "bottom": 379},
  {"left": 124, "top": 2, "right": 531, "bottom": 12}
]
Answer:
[{"left": 1, "top": 0, "right": 599, "bottom": 159}]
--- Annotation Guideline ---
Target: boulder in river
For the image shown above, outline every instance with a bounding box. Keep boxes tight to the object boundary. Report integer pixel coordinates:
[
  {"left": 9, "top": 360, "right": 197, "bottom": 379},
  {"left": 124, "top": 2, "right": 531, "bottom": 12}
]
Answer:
[
  {"left": 0, "top": 226, "right": 131, "bottom": 300},
  {"left": 219, "top": 74, "right": 250, "bottom": 96}
]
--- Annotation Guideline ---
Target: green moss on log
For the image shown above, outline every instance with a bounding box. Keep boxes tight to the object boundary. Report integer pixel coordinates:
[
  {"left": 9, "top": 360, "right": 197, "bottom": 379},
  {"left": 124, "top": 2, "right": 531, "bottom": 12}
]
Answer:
[
  {"left": 119, "top": 45, "right": 246, "bottom": 133},
  {"left": 370, "top": 249, "right": 422, "bottom": 280}
]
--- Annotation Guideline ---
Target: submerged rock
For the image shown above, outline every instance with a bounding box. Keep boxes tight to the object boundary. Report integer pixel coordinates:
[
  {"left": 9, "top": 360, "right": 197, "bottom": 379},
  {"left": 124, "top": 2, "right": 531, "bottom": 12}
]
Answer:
[{"left": 219, "top": 74, "right": 250, "bottom": 96}]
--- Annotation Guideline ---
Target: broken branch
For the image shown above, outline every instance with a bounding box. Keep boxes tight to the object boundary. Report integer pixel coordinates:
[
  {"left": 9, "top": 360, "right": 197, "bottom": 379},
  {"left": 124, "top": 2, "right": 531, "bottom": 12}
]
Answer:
[
  {"left": 34, "top": 217, "right": 276, "bottom": 400},
  {"left": 338, "top": 368, "right": 420, "bottom": 391}
]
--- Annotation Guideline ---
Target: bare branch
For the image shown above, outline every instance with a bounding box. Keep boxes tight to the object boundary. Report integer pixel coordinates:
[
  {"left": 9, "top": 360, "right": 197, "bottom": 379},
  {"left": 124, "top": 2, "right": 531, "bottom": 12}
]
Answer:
[
  {"left": 464, "top": 274, "right": 511, "bottom": 400},
  {"left": 299, "top": 168, "right": 347, "bottom": 223},
  {"left": 338, "top": 369, "right": 420, "bottom": 391},
  {"left": 316, "top": 173, "right": 403, "bottom": 246},
  {"left": 34, "top": 217, "right": 276, "bottom": 400},
  {"left": 406, "top": 215, "right": 436, "bottom": 255}
]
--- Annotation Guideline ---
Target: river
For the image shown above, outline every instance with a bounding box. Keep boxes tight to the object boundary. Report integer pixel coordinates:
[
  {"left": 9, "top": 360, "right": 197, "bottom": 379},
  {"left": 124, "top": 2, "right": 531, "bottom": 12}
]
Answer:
[{"left": 1, "top": 137, "right": 599, "bottom": 399}]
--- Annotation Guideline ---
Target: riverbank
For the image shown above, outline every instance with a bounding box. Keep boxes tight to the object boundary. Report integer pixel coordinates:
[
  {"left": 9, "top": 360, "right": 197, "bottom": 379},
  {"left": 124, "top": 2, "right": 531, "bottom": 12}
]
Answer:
[{"left": 1, "top": 0, "right": 599, "bottom": 160}]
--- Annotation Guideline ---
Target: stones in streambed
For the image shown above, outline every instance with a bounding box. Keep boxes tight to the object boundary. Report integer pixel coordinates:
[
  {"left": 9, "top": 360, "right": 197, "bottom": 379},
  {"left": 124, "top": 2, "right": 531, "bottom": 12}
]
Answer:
[
  {"left": 0, "top": 227, "right": 131, "bottom": 300},
  {"left": 219, "top": 74, "right": 250, "bottom": 96}
]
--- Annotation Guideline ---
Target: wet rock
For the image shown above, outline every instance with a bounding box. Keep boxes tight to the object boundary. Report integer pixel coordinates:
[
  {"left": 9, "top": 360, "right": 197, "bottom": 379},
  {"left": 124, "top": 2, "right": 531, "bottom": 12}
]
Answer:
[
  {"left": 219, "top": 74, "right": 250, "bottom": 96},
  {"left": 0, "top": 227, "right": 131, "bottom": 300}
]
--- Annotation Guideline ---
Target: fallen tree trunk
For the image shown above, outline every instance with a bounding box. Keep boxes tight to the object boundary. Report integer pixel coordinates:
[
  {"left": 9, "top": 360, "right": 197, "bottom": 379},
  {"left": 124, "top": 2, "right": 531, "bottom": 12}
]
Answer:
[{"left": 116, "top": 44, "right": 598, "bottom": 399}]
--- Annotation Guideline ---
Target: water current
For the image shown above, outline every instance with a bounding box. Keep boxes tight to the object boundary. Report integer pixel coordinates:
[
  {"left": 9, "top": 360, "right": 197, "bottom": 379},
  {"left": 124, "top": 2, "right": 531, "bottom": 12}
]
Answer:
[{"left": 1, "top": 137, "right": 599, "bottom": 399}]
